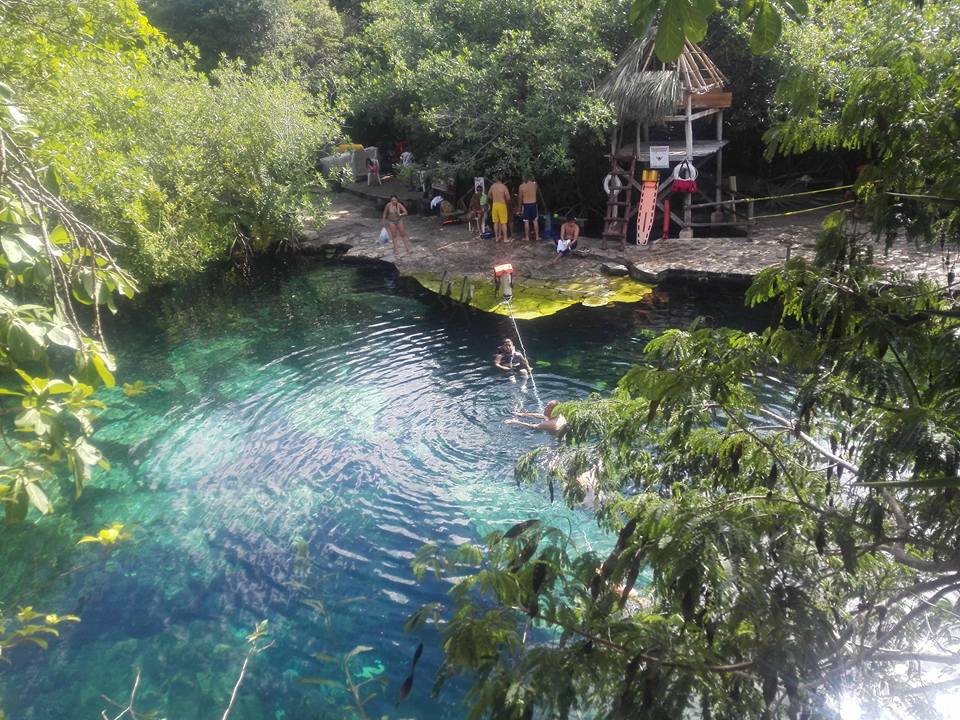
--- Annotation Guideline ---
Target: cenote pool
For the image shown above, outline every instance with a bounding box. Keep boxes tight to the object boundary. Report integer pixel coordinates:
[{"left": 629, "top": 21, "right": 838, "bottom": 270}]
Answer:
[{"left": 0, "top": 260, "right": 768, "bottom": 719}]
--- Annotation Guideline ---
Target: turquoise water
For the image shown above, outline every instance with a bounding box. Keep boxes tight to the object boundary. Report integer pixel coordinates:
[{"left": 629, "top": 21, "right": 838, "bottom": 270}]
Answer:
[{"left": 0, "top": 261, "right": 763, "bottom": 719}]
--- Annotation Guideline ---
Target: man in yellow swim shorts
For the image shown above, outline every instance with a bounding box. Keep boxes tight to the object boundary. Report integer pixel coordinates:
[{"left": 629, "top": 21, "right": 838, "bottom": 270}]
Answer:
[{"left": 488, "top": 178, "right": 511, "bottom": 243}]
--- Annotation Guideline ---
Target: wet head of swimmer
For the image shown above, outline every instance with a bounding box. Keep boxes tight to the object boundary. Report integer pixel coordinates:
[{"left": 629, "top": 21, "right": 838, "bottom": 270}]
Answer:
[
  {"left": 544, "top": 400, "right": 560, "bottom": 417},
  {"left": 502, "top": 338, "right": 514, "bottom": 351}
]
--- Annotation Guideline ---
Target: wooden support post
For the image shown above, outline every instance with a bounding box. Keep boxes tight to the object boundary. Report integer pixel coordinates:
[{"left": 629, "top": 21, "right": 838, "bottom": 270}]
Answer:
[
  {"left": 747, "top": 200, "right": 755, "bottom": 239},
  {"left": 711, "top": 110, "right": 724, "bottom": 225},
  {"left": 679, "top": 95, "right": 694, "bottom": 238}
]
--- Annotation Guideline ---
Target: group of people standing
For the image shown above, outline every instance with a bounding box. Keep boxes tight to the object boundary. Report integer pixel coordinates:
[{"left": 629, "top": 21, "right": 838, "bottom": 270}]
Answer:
[
  {"left": 479, "top": 177, "right": 542, "bottom": 244},
  {"left": 382, "top": 177, "right": 583, "bottom": 261},
  {"left": 469, "top": 177, "right": 581, "bottom": 260}
]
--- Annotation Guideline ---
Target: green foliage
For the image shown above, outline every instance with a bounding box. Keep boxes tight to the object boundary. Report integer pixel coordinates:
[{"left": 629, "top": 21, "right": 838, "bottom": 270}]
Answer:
[
  {"left": 765, "top": 0, "right": 960, "bottom": 244},
  {"left": 0, "top": 606, "right": 80, "bottom": 657},
  {"left": 629, "top": 0, "right": 805, "bottom": 61},
  {"left": 261, "top": 0, "right": 354, "bottom": 103},
  {"left": 77, "top": 522, "right": 130, "bottom": 546},
  {"left": 414, "top": 214, "right": 960, "bottom": 718},
  {"left": 299, "top": 643, "right": 388, "bottom": 719},
  {"left": 350, "top": 0, "right": 621, "bottom": 178},
  {"left": 1, "top": 93, "right": 133, "bottom": 525},
  {"left": 1, "top": 0, "right": 340, "bottom": 286},
  {"left": 142, "top": 0, "right": 353, "bottom": 101},
  {"left": 141, "top": 0, "right": 272, "bottom": 71},
  {"left": 698, "top": 9, "right": 783, "bottom": 170}
]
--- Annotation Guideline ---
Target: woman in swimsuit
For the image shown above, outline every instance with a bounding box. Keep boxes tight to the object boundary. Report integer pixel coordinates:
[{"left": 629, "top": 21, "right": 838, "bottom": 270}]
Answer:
[{"left": 381, "top": 195, "right": 412, "bottom": 254}]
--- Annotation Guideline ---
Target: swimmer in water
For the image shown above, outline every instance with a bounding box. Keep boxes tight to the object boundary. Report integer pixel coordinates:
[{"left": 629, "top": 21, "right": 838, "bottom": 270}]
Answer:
[
  {"left": 494, "top": 338, "right": 532, "bottom": 378},
  {"left": 504, "top": 400, "right": 567, "bottom": 432}
]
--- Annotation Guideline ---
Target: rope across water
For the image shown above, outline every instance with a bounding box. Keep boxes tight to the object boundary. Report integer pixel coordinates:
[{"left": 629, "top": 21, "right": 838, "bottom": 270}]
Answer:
[{"left": 504, "top": 298, "right": 544, "bottom": 409}]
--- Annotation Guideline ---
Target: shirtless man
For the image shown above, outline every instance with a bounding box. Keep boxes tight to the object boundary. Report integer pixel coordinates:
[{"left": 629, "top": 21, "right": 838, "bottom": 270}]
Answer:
[
  {"left": 549, "top": 213, "right": 580, "bottom": 264},
  {"left": 488, "top": 179, "right": 511, "bottom": 243},
  {"left": 518, "top": 177, "right": 540, "bottom": 242},
  {"left": 494, "top": 338, "right": 531, "bottom": 375},
  {"left": 504, "top": 400, "right": 567, "bottom": 432}
]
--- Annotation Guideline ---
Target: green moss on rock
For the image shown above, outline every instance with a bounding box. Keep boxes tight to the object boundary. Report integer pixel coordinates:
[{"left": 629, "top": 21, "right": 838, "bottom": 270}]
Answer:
[{"left": 411, "top": 273, "right": 653, "bottom": 319}]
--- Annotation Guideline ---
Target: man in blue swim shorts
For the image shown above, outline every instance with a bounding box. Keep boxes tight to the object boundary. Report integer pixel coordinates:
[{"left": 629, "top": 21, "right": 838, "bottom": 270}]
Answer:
[{"left": 518, "top": 177, "right": 540, "bottom": 242}]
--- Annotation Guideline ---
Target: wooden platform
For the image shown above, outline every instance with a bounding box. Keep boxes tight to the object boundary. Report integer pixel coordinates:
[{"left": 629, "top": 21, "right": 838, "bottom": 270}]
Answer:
[{"left": 613, "top": 140, "right": 729, "bottom": 162}]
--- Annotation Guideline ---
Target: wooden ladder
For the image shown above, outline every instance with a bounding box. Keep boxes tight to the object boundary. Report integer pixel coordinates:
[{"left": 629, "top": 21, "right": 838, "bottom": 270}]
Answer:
[{"left": 602, "top": 154, "right": 637, "bottom": 249}]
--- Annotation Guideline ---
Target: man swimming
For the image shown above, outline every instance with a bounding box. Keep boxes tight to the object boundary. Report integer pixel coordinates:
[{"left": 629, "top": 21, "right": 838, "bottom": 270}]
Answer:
[
  {"left": 504, "top": 400, "right": 567, "bottom": 432},
  {"left": 494, "top": 338, "right": 532, "bottom": 375}
]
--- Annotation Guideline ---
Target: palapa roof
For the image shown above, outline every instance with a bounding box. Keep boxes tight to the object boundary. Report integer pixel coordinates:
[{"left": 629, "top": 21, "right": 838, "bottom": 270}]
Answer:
[{"left": 598, "top": 30, "right": 729, "bottom": 124}]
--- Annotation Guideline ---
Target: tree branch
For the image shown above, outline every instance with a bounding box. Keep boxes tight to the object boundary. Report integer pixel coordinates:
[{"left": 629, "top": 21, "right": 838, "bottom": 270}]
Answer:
[
  {"left": 548, "top": 617, "right": 753, "bottom": 674},
  {"left": 758, "top": 408, "right": 860, "bottom": 476}
]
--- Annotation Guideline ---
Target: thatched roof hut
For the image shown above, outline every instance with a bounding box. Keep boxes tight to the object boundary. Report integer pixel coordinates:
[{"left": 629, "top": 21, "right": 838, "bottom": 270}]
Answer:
[
  {"left": 598, "top": 30, "right": 733, "bottom": 244},
  {"left": 598, "top": 31, "right": 728, "bottom": 125}
]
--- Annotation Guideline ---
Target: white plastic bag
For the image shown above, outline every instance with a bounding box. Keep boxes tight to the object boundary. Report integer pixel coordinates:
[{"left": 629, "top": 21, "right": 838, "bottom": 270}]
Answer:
[{"left": 378, "top": 227, "right": 390, "bottom": 244}]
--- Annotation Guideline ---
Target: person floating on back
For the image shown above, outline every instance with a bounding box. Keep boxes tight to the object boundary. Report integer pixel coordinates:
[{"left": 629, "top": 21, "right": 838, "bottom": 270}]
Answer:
[
  {"left": 518, "top": 177, "right": 540, "bottom": 242},
  {"left": 504, "top": 400, "right": 567, "bottom": 433}
]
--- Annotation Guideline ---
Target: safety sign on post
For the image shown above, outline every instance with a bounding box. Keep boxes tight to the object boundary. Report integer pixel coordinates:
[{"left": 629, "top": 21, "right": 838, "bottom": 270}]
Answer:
[{"left": 649, "top": 146, "right": 670, "bottom": 169}]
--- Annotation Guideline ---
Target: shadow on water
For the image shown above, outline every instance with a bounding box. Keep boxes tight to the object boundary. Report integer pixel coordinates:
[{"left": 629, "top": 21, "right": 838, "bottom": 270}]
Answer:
[{"left": 0, "top": 256, "right": 769, "bottom": 719}]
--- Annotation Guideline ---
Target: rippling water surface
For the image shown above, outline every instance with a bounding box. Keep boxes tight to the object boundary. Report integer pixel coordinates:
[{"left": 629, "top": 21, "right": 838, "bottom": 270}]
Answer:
[{"left": 0, "top": 261, "right": 766, "bottom": 719}]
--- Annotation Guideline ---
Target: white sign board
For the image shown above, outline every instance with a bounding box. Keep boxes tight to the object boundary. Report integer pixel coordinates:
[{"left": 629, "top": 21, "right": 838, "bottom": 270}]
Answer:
[{"left": 649, "top": 145, "right": 670, "bottom": 169}]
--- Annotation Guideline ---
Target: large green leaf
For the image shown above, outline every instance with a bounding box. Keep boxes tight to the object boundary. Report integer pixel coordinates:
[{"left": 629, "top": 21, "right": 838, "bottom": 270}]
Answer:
[
  {"left": 48, "top": 225, "right": 70, "bottom": 246},
  {"left": 25, "top": 482, "right": 51, "bottom": 514},
  {"left": 91, "top": 354, "right": 116, "bottom": 388},
  {"left": 7, "top": 322, "right": 42, "bottom": 361},
  {"left": 16, "top": 229, "right": 42, "bottom": 254},
  {"left": 739, "top": 0, "right": 758, "bottom": 21},
  {"left": 2, "top": 237, "right": 23, "bottom": 264},
  {"left": 4, "top": 487, "right": 29, "bottom": 524},
  {"left": 750, "top": 0, "right": 783, "bottom": 54},
  {"left": 780, "top": 0, "right": 809, "bottom": 22},
  {"left": 655, "top": 0, "right": 688, "bottom": 61},
  {"left": 46, "top": 325, "right": 81, "bottom": 350},
  {"left": 694, "top": 0, "right": 717, "bottom": 20},
  {"left": 74, "top": 439, "right": 102, "bottom": 467},
  {"left": 629, "top": 0, "right": 660, "bottom": 33}
]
